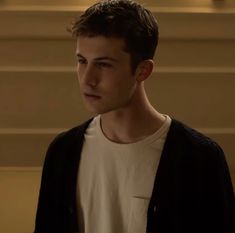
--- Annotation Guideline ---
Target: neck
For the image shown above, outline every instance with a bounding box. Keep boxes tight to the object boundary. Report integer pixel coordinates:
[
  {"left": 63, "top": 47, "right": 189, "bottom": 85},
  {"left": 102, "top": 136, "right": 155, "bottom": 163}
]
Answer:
[{"left": 100, "top": 86, "right": 165, "bottom": 143}]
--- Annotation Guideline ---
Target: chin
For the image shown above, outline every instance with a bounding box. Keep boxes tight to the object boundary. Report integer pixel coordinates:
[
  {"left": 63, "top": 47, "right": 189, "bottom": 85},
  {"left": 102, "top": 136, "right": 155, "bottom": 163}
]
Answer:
[
  {"left": 85, "top": 106, "right": 108, "bottom": 115},
  {"left": 87, "top": 107, "right": 116, "bottom": 116},
  {"left": 84, "top": 101, "right": 127, "bottom": 115}
]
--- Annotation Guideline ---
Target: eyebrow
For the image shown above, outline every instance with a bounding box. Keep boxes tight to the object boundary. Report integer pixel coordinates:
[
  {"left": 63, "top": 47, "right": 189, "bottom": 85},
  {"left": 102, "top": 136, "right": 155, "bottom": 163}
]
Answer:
[{"left": 76, "top": 53, "right": 118, "bottom": 62}]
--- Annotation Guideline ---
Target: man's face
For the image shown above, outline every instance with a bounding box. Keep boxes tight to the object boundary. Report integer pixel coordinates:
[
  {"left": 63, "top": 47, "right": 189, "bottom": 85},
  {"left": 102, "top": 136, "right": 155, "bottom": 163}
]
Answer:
[{"left": 76, "top": 36, "right": 138, "bottom": 114}]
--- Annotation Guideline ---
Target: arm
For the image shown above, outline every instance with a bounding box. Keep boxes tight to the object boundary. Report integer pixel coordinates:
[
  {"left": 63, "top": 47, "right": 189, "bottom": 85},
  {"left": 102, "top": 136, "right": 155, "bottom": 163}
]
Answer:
[
  {"left": 200, "top": 143, "right": 235, "bottom": 233},
  {"left": 214, "top": 146, "right": 235, "bottom": 233},
  {"left": 34, "top": 134, "right": 64, "bottom": 233}
]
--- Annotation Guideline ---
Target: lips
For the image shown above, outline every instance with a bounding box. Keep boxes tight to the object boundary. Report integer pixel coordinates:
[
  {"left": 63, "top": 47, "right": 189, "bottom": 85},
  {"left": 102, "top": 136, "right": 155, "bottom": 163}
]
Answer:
[{"left": 84, "top": 92, "right": 101, "bottom": 100}]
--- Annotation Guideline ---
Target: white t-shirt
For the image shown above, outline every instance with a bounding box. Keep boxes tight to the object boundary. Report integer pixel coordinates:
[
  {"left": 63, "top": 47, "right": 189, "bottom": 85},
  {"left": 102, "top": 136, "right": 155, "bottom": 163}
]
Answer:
[{"left": 77, "top": 115, "right": 171, "bottom": 233}]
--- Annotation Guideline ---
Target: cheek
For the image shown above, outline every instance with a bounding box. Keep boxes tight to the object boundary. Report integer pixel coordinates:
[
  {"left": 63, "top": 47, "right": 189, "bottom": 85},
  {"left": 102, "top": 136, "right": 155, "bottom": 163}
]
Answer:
[
  {"left": 77, "top": 64, "right": 82, "bottom": 74},
  {"left": 112, "top": 77, "right": 136, "bottom": 98},
  {"left": 77, "top": 65, "right": 83, "bottom": 83},
  {"left": 76, "top": 64, "right": 80, "bottom": 76}
]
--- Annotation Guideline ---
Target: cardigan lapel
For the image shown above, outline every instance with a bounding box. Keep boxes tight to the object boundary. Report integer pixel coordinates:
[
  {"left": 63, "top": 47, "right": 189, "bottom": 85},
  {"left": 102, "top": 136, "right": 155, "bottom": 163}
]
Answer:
[
  {"left": 146, "top": 119, "right": 187, "bottom": 232},
  {"left": 63, "top": 119, "right": 93, "bottom": 232}
]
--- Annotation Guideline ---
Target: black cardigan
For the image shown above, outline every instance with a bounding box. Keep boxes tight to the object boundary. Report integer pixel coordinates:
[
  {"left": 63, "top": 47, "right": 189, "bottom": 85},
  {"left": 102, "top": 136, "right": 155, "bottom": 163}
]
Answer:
[{"left": 34, "top": 119, "right": 235, "bottom": 233}]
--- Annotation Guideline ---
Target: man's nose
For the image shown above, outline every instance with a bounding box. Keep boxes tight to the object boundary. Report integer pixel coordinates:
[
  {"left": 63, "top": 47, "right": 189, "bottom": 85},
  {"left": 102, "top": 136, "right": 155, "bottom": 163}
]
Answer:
[{"left": 82, "top": 65, "right": 99, "bottom": 87}]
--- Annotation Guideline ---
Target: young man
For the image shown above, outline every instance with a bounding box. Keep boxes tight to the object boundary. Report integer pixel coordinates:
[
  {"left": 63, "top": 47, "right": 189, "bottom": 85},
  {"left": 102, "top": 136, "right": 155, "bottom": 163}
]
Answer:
[{"left": 34, "top": 0, "right": 235, "bottom": 232}]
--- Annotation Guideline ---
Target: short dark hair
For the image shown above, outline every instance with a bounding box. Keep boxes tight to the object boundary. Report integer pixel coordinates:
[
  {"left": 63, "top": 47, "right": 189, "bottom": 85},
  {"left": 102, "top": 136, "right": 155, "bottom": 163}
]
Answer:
[{"left": 71, "top": 0, "right": 159, "bottom": 72}]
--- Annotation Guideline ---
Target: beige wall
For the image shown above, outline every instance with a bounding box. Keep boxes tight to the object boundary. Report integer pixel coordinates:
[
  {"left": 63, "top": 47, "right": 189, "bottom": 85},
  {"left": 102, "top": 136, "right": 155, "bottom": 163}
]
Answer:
[
  {"left": 0, "top": 0, "right": 235, "bottom": 232},
  {"left": 0, "top": 168, "right": 41, "bottom": 233}
]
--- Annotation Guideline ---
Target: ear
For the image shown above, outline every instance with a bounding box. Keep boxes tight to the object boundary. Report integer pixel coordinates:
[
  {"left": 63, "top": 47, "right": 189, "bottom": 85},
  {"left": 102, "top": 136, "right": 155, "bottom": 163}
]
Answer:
[{"left": 135, "top": 59, "right": 154, "bottom": 82}]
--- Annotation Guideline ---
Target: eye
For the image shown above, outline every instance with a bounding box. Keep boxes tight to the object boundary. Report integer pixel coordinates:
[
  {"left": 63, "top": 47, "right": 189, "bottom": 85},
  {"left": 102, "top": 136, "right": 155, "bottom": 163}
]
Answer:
[
  {"left": 96, "top": 62, "right": 112, "bottom": 68},
  {"left": 77, "top": 57, "right": 87, "bottom": 65}
]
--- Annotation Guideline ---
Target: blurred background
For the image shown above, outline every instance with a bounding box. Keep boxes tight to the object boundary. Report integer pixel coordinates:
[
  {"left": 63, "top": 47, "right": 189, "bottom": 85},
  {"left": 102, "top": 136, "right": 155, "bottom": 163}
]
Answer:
[{"left": 0, "top": 0, "right": 235, "bottom": 232}]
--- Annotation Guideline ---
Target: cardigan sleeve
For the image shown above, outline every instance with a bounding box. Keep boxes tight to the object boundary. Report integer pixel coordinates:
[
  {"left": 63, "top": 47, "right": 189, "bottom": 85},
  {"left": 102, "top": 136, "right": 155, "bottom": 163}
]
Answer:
[
  {"left": 34, "top": 119, "right": 92, "bottom": 233},
  {"left": 147, "top": 120, "right": 235, "bottom": 233},
  {"left": 214, "top": 145, "right": 235, "bottom": 233},
  {"left": 181, "top": 122, "right": 235, "bottom": 232},
  {"left": 200, "top": 141, "right": 235, "bottom": 233},
  {"left": 34, "top": 133, "right": 65, "bottom": 233}
]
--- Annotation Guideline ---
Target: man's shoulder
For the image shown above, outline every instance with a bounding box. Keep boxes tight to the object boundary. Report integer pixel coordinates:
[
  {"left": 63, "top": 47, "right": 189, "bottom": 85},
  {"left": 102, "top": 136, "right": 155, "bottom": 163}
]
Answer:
[
  {"left": 48, "top": 118, "right": 93, "bottom": 150},
  {"left": 170, "top": 119, "right": 223, "bottom": 155}
]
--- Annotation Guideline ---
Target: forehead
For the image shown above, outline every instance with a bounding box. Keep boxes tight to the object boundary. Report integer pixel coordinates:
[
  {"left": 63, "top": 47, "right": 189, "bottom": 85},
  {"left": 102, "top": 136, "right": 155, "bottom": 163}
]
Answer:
[{"left": 76, "top": 36, "right": 129, "bottom": 59}]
